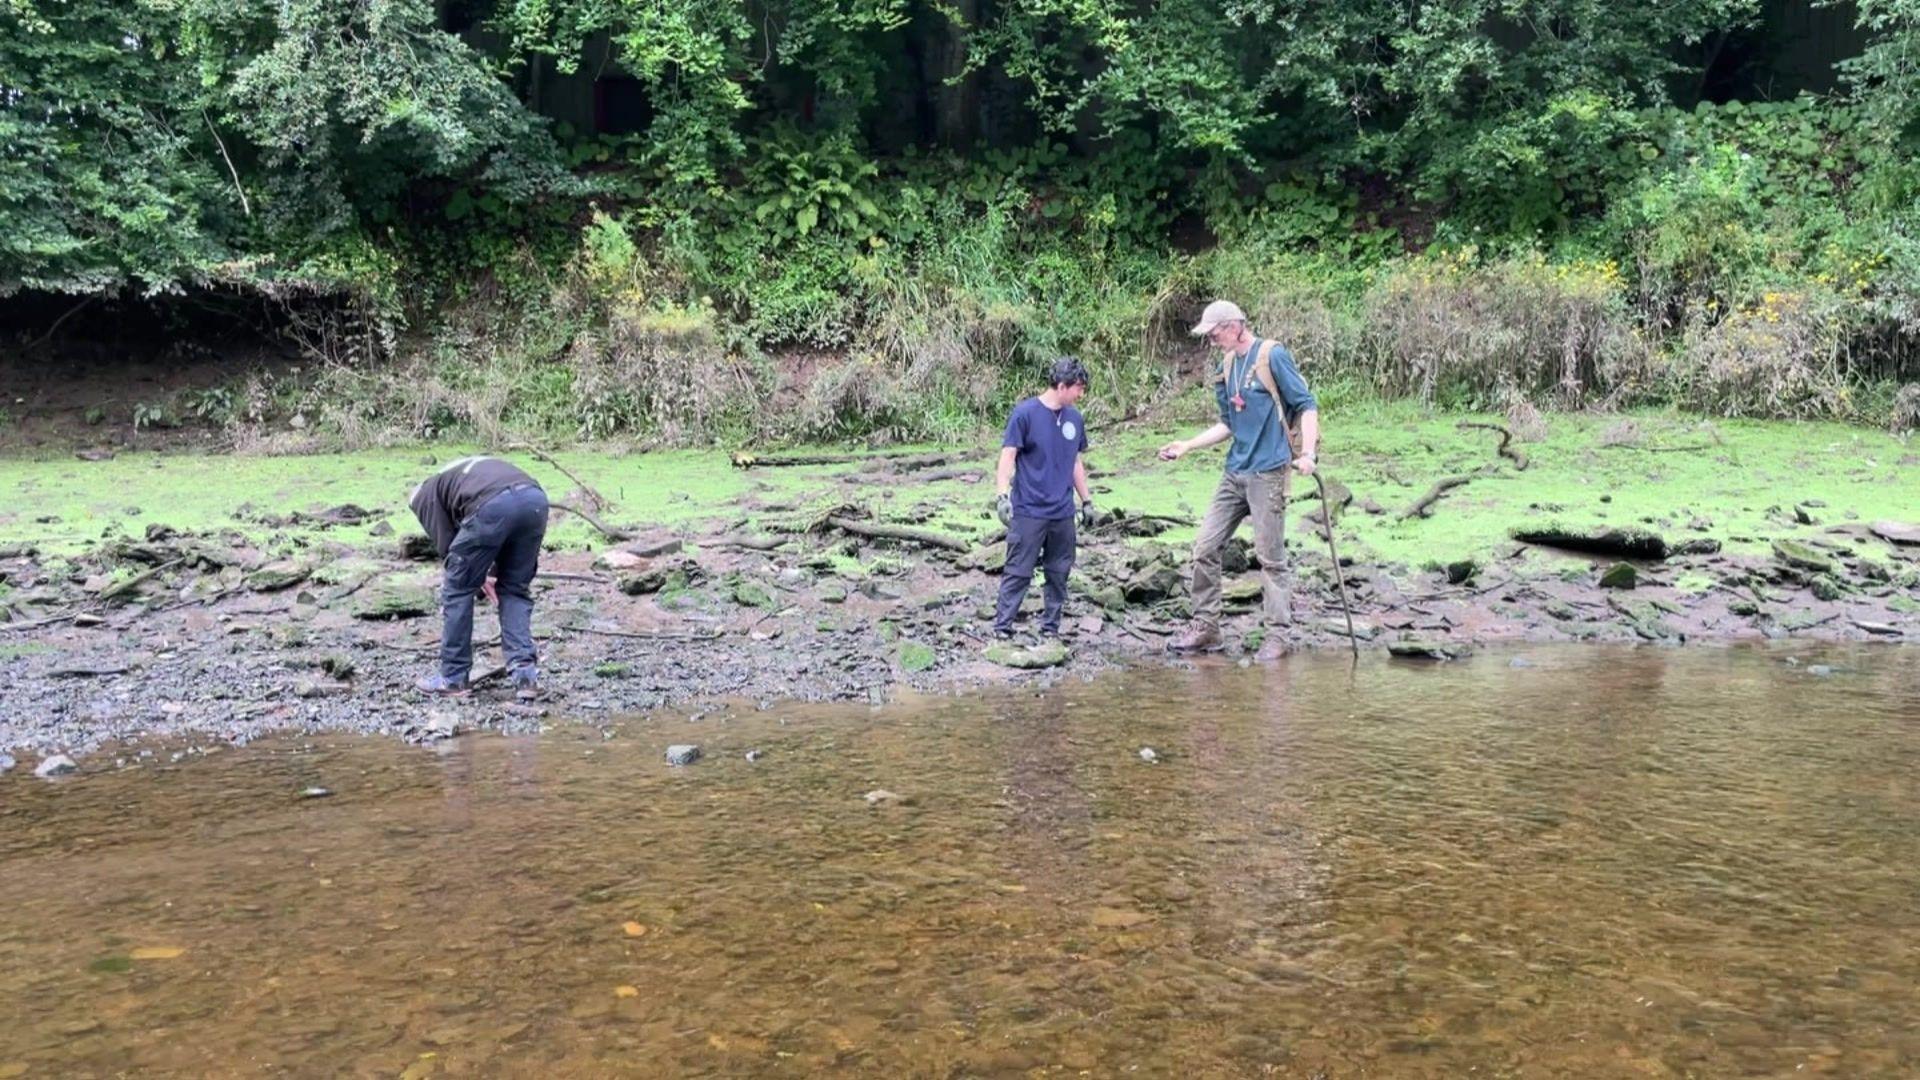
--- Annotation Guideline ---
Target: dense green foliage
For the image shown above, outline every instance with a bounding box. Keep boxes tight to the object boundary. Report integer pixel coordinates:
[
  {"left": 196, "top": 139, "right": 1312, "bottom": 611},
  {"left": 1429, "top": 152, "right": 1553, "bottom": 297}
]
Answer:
[{"left": 4, "top": 0, "right": 1919, "bottom": 440}]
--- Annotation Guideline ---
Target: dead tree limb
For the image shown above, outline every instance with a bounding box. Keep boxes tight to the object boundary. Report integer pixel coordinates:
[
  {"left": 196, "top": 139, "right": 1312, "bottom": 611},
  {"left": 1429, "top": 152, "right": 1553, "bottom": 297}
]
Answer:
[
  {"left": 508, "top": 442, "right": 608, "bottom": 511},
  {"left": 98, "top": 557, "right": 184, "bottom": 603},
  {"left": 550, "top": 501, "right": 633, "bottom": 541},
  {"left": 1398, "top": 476, "right": 1471, "bottom": 520},
  {"left": 1457, "top": 422, "right": 1529, "bottom": 470},
  {"left": 824, "top": 515, "right": 971, "bottom": 552}
]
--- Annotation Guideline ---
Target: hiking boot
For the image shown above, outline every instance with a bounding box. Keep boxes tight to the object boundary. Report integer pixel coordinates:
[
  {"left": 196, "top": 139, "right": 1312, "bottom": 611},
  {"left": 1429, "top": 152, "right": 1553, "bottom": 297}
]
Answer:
[
  {"left": 1168, "top": 624, "right": 1223, "bottom": 652},
  {"left": 1254, "top": 635, "right": 1293, "bottom": 662},
  {"left": 511, "top": 668, "right": 544, "bottom": 702},
  {"left": 992, "top": 626, "right": 1017, "bottom": 641},
  {"left": 415, "top": 672, "right": 470, "bottom": 697}
]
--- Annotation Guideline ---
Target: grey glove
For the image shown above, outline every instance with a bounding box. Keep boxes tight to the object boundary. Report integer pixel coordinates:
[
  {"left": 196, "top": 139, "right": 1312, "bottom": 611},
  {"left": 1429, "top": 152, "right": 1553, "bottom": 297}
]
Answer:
[
  {"left": 1079, "top": 501, "right": 1099, "bottom": 529},
  {"left": 994, "top": 492, "right": 1013, "bottom": 526}
]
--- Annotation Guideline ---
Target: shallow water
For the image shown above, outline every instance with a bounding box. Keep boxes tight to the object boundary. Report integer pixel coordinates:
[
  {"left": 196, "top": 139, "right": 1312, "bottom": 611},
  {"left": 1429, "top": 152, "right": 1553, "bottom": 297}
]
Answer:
[{"left": 2, "top": 645, "right": 1917, "bottom": 1078}]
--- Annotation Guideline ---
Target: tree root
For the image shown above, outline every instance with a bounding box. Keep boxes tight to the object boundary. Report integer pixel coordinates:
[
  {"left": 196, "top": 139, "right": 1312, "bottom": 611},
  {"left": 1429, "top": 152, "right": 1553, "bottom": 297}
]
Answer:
[
  {"left": 1457, "top": 422, "right": 1528, "bottom": 470},
  {"left": 1398, "top": 476, "right": 1471, "bottom": 520}
]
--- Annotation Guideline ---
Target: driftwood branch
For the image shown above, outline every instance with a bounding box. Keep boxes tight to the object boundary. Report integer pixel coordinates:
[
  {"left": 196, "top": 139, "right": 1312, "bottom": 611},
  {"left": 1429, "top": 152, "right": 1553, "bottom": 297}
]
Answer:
[
  {"left": 824, "top": 515, "right": 971, "bottom": 552},
  {"left": 563, "top": 625, "right": 725, "bottom": 642},
  {"left": 1398, "top": 476, "right": 1471, "bottom": 520},
  {"left": 509, "top": 443, "right": 608, "bottom": 512},
  {"left": 550, "top": 501, "right": 633, "bottom": 541},
  {"left": 98, "top": 557, "right": 184, "bottom": 603},
  {"left": 1457, "top": 422, "right": 1529, "bottom": 470}
]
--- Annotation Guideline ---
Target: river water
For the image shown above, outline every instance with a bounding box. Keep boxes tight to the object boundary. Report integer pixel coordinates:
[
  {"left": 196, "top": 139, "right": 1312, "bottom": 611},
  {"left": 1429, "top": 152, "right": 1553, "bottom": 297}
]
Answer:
[{"left": 2, "top": 645, "right": 1916, "bottom": 1078}]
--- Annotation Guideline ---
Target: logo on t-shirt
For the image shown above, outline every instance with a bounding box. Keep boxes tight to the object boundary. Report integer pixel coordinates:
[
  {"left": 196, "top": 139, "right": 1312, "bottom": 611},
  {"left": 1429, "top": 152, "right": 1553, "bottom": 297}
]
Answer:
[{"left": 1062, "top": 421, "right": 1077, "bottom": 441}]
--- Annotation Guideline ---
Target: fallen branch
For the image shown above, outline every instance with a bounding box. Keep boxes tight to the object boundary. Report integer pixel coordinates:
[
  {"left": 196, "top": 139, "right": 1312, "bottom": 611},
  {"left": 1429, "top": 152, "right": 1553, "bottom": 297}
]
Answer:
[
  {"left": 824, "top": 515, "right": 972, "bottom": 553},
  {"left": 540, "top": 571, "right": 611, "bottom": 584},
  {"left": 563, "top": 625, "right": 725, "bottom": 642},
  {"left": 733, "top": 450, "right": 958, "bottom": 470},
  {"left": 1398, "top": 477, "right": 1471, "bottom": 520},
  {"left": 0, "top": 611, "right": 80, "bottom": 634},
  {"left": 98, "top": 557, "right": 185, "bottom": 603},
  {"left": 550, "top": 501, "right": 633, "bottom": 541},
  {"left": 708, "top": 535, "right": 789, "bottom": 551},
  {"left": 509, "top": 443, "right": 608, "bottom": 512},
  {"left": 1598, "top": 443, "right": 1714, "bottom": 454},
  {"left": 1457, "top": 422, "right": 1529, "bottom": 470}
]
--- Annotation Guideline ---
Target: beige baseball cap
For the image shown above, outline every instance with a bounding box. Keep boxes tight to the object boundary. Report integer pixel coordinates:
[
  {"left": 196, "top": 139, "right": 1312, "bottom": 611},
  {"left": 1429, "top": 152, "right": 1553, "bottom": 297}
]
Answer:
[{"left": 1190, "top": 299, "right": 1247, "bottom": 335}]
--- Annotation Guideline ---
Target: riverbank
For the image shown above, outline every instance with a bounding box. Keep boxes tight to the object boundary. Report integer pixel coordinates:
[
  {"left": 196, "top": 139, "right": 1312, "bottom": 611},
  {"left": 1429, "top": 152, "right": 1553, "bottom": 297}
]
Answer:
[{"left": 3, "top": 405, "right": 1917, "bottom": 767}]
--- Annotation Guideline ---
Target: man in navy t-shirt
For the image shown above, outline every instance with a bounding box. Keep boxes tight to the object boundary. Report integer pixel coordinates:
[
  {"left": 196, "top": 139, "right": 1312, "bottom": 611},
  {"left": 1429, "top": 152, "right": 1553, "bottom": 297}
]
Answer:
[{"left": 992, "top": 357, "right": 1096, "bottom": 638}]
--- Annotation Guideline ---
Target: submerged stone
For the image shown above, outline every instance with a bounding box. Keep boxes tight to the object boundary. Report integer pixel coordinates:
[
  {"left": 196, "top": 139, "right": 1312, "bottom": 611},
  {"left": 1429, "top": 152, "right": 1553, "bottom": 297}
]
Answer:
[
  {"left": 665, "top": 745, "right": 702, "bottom": 766},
  {"left": 1387, "top": 639, "right": 1468, "bottom": 661},
  {"left": 34, "top": 754, "right": 77, "bottom": 778}
]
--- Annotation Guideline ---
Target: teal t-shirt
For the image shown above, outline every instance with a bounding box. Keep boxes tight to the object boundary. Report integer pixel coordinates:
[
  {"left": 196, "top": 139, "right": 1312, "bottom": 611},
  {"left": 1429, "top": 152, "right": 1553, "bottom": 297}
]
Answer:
[{"left": 1213, "top": 338, "right": 1317, "bottom": 474}]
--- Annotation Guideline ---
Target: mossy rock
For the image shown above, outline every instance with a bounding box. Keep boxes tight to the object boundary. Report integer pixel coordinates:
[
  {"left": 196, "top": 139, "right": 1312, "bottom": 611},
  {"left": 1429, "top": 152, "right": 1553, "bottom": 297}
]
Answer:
[
  {"left": 1771, "top": 539, "right": 1835, "bottom": 574},
  {"left": 898, "top": 642, "right": 937, "bottom": 673},
  {"left": 245, "top": 559, "right": 314, "bottom": 592},
  {"left": 618, "top": 568, "right": 668, "bottom": 595},
  {"left": 1809, "top": 574, "right": 1846, "bottom": 602},
  {"left": 1387, "top": 639, "right": 1468, "bottom": 661},
  {"left": 731, "top": 581, "right": 775, "bottom": 609},
  {"left": 1511, "top": 524, "right": 1668, "bottom": 560},
  {"left": 1444, "top": 559, "right": 1478, "bottom": 585},
  {"left": 1598, "top": 563, "right": 1637, "bottom": 589},
  {"left": 352, "top": 580, "right": 436, "bottom": 620},
  {"left": 984, "top": 641, "right": 1070, "bottom": 669},
  {"left": 1221, "top": 577, "right": 1263, "bottom": 606}
]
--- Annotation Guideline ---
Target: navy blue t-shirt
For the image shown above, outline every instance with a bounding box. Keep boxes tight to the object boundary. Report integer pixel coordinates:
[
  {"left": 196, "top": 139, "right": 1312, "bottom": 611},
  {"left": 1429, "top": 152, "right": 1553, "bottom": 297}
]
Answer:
[{"left": 1003, "top": 397, "right": 1088, "bottom": 521}]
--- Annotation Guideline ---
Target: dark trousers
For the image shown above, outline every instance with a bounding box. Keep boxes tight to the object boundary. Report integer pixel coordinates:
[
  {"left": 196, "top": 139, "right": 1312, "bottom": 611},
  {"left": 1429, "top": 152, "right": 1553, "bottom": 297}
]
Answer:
[
  {"left": 993, "top": 514, "right": 1077, "bottom": 633},
  {"left": 441, "top": 485, "right": 549, "bottom": 681}
]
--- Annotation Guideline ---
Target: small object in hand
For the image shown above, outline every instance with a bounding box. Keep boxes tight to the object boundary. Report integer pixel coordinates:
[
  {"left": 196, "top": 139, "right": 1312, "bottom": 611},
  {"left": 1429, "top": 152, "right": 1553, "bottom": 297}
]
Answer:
[
  {"left": 994, "top": 493, "right": 1013, "bottom": 527},
  {"left": 1079, "top": 502, "right": 1099, "bottom": 529}
]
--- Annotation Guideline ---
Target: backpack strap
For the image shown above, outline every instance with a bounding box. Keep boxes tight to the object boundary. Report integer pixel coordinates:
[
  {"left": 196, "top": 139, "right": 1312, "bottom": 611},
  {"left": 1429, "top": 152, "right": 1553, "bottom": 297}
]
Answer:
[{"left": 1251, "top": 340, "right": 1301, "bottom": 458}]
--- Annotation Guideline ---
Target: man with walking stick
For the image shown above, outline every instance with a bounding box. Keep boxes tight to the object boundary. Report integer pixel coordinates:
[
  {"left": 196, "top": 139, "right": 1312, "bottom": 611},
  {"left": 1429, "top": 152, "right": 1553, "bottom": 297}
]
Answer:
[{"left": 1157, "top": 300, "right": 1321, "bottom": 660}]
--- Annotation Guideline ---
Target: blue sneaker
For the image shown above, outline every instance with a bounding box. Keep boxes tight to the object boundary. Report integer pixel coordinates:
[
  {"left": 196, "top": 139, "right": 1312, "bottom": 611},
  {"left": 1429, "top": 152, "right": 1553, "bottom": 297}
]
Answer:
[{"left": 415, "top": 672, "right": 470, "bottom": 696}]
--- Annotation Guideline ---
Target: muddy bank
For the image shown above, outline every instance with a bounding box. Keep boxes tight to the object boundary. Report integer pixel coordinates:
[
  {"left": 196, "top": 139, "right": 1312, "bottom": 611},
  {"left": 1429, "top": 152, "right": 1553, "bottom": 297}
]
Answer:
[{"left": 3, "top": 464, "right": 1918, "bottom": 768}]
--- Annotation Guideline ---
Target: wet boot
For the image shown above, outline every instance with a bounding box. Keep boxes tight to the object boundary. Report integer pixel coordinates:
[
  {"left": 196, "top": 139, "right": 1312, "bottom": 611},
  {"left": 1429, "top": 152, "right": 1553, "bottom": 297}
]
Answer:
[
  {"left": 1168, "top": 623, "right": 1223, "bottom": 652},
  {"left": 1254, "top": 634, "right": 1292, "bottom": 662}
]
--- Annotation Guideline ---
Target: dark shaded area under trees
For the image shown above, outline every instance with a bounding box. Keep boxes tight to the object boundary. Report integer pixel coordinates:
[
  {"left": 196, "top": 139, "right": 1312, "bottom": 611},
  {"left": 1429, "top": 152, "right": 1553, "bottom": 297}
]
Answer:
[{"left": 3, "top": 0, "right": 1919, "bottom": 441}]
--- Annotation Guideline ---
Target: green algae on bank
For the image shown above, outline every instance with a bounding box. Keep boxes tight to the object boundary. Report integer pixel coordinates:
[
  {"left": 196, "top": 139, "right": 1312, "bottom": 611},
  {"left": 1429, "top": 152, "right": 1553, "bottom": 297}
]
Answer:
[{"left": 1, "top": 410, "right": 1914, "bottom": 575}]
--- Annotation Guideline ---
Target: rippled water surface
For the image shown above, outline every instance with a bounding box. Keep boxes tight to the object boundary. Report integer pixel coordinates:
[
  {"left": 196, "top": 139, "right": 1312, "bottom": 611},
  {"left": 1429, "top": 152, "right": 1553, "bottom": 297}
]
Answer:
[{"left": 3, "top": 646, "right": 1918, "bottom": 1078}]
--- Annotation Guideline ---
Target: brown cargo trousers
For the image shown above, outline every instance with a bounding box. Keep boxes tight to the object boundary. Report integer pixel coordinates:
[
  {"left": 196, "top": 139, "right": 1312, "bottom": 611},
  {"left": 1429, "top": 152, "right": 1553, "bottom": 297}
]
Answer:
[{"left": 1189, "top": 468, "right": 1291, "bottom": 629}]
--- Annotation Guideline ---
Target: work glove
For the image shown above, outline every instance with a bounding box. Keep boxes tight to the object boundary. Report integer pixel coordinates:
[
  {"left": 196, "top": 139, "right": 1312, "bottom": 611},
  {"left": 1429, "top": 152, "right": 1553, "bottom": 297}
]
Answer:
[
  {"left": 994, "top": 493, "right": 1013, "bottom": 527},
  {"left": 1079, "top": 501, "right": 1099, "bottom": 529}
]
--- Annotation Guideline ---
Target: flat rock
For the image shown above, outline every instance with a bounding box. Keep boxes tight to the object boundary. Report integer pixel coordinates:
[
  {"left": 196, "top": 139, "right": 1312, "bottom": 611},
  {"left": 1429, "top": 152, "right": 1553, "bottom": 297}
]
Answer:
[
  {"left": 1387, "top": 639, "right": 1469, "bottom": 661},
  {"left": 245, "top": 559, "right": 314, "bottom": 592},
  {"left": 984, "top": 641, "right": 1070, "bottom": 669},
  {"left": 351, "top": 580, "right": 436, "bottom": 620},
  {"left": 1772, "top": 539, "right": 1836, "bottom": 574},
  {"left": 34, "top": 754, "right": 77, "bottom": 778},
  {"left": 594, "top": 550, "right": 645, "bottom": 571},
  {"left": 665, "top": 744, "right": 702, "bottom": 766},
  {"left": 1870, "top": 521, "right": 1920, "bottom": 545}
]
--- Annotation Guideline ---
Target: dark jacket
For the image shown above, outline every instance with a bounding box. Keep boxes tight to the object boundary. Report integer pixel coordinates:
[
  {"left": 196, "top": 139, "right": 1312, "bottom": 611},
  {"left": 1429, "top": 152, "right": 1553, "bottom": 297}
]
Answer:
[{"left": 408, "top": 456, "right": 540, "bottom": 558}]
